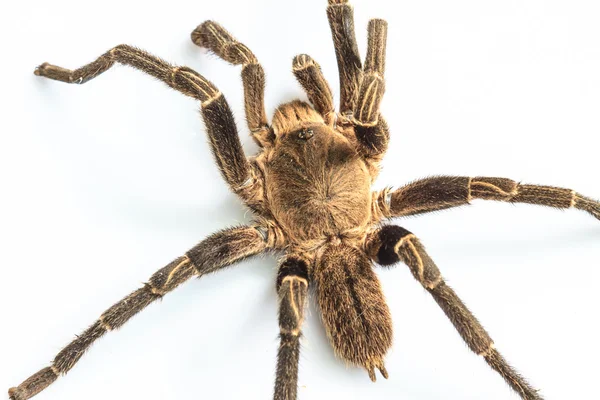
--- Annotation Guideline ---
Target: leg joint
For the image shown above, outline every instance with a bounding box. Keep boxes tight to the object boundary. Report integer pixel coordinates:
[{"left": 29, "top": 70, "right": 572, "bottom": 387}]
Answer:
[
  {"left": 354, "top": 118, "right": 390, "bottom": 157},
  {"left": 276, "top": 258, "right": 309, "bottom": 291},
  {"left": 470, "top": 177, "right": 518, "bottom": 200},
  {"left": 478, "top": 342, "right": 496, "bottom": 357},
  {"left": 367, "top": 225, "right": 413, "bottom": 266},
  {"left": 166, "top": 65, "right": 220, "bottom": 103},
  {"left": 98, "top": 315, "right": 113, "bottom": 331}
]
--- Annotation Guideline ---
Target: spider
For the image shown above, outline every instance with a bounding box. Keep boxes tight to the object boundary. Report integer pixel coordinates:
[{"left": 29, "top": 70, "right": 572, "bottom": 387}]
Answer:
[{"left": 9, "top": 0, "right": 600, "bottom": 399}]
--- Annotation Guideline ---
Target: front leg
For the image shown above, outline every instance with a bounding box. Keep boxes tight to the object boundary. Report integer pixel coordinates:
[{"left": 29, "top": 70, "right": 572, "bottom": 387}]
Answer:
[
  {"left": 374, "top": 176, "right": 599, "bottom": 220},
  {"left": 34, "top": 45, "right": 255, "bottom": 202}
]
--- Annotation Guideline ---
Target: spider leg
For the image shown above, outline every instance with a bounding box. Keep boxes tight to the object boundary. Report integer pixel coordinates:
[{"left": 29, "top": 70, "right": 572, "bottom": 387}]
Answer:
[
  {"left": 33, "top": 45, "right": 255, "bottom": 201},
  {"left": 292, "top": 54, "right": 335, "bottom": 125},
  {"left": 326, "top": 0, "right": 363, "bottom": 116},
  {"left": 191, "top": 21, "right": 274, "bottom": 147},
  {"left": 373, "top": 176, "right": 600, "bottom": 220},
  {"left": 354, "top": 19, "right": 390, "bottom": 158},
  {"left": 364, "top": 225, "right": 543, "bottom": 400},
  {"left": 273, "top": 258, "right": 309, "bottom": 400},
  {"left": 8, "top": 226, "right": 268, "bottom": 400}
]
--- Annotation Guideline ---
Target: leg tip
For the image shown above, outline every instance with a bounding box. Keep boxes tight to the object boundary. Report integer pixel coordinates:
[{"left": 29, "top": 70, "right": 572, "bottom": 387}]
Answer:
[
  {"left": 292, "top": 54, "right": 316, "bottom": 71},
  {"left": 190, "top": 29, "right": 204, "bottom": 47},
  {"left": 33, "top": 63, "right": 49, "bottom": 76},
  {"left": 190, "top": 21, "right": 211, "bottom": 46},
  {"left": 366, "top": 359, "right": 389, "bottom": 382},
  {"left": 369, "top": 18, "right": 388, "bottom": 28},
  {"left": 190, "top": 20, "right": 218, "bottom": 47},
  {"left": 378, "top": 365, "right": 389, "bottom": 380},
  {"left": 367, "top": 367, "right": 377, "bottom": 382},
  {"left": 8, "top": 387, "right": 23, "bottom": 400}
]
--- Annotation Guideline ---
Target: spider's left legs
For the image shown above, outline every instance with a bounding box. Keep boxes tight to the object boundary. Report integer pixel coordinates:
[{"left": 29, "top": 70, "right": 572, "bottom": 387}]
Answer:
[
  {"left": 364, "top": 225, "right": 543, "bottom": 400},
  {"left": 191, "top": 22, "right": 274, "bottom": 146},
  {"left": 375, "top": 176, "right": 600, "bottom": 220},
  {"left": 8, "top": 226, "right": 268, "bottom": 400},
  {"left": 273, "top": 258, "right": 309, "bottom": 400},
  {"left": 292, "top": 54, "right": 335, "bottom": 125},
  {"left": 34, "top": 45, "right": 255, "bottom": 202}
]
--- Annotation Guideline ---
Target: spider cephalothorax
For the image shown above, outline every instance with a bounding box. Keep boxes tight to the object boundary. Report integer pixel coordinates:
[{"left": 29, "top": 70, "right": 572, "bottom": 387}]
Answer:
[
  {"left": 9, "top": 0, "right": 599, "bottom": 400},
  {"left": 264, "top": 102, "right": 374, "bottom": 242}
]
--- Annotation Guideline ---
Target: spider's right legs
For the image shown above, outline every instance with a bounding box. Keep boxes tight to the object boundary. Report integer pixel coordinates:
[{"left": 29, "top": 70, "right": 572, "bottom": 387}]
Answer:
[
  {"left": 34, "top": 45, "right": 253, "bottom": 200},
  {"left": 8, "top": 226, "right": 268, "bottom": 400},
  {"left": 375, "top": 176, "right": 600, "bottom": 221},
  {"left": 327, "top": 1, "right": 390, "bottom": 158},
  {"left": 326, "top": 0, "right": 363, "bottom": 115},
  {"left": 273, "top": 258, "right": 309, "bottom": 400},
  {"left": 353, "top": 18, "right": 390, "bottom": 158},
  {"left": 365, "top": 226, "right": 543, "bottom": 400},
  {"left": 191, "top": 22, "right": 274, "bottom": 146}
]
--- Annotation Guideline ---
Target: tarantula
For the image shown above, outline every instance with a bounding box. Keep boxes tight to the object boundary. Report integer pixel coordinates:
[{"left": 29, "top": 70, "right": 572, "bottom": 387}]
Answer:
[{"left": 9, "top": 0, "right": 599, "bottom": 399}]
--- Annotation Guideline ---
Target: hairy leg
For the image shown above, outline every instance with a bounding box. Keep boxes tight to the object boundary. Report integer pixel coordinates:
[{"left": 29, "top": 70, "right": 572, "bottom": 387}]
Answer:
[
  {"left": 292, "top": 54, "right": 335, "bottom": 125},
  {"left": 273, "top": 258, "right": 309, "bottom": 400},
  {"left": 191, "top": 21, "right": 274, "bottom": 147},
  {"left": 374, "top": 176, "right": 600, "bottom": 220},
  {"left": 326, "top": 0, "right": 362, "bottom": 116},
  {"left": 365, "top": 226, "right": 543, "bottom": 400},
  {"left": 354, "top": 19, "right": 389, "bottom": 157},
  {"left": 33, "top": 45, "right": 255, "bottom": 200},
  {"left": 9, "top": 226, "right": 268, "bottom": 400}
]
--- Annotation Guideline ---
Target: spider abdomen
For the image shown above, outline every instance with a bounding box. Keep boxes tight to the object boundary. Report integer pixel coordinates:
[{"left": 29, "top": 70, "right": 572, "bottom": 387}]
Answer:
[{"left": 314, "top": 243, "right": 393, "bottom": 380}]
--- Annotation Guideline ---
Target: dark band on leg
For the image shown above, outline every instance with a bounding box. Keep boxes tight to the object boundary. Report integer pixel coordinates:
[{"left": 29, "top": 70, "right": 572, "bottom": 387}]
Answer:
[
  {"left": 354, "top": 118, "right": 389, "bottom": 157},
  {"left": 365, "top": 225, "right": 412, "bottom": 266},
  {"left": 276, "top": 257, "right": 309, "bottom": 291}
]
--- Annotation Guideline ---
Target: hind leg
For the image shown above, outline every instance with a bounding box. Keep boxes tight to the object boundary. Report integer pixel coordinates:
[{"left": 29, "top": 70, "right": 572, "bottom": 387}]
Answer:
[
  {"left": 365, "top": 225, "right": 543, "bottom": 399},
  {"left": 9, "top": 226, "right": 268, "bottom": 400}
]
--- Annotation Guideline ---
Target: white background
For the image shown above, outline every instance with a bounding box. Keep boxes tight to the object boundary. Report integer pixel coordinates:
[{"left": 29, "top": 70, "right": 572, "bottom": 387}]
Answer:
[{"left": 1, "top": 0, "right": 599, "bottom": 399}]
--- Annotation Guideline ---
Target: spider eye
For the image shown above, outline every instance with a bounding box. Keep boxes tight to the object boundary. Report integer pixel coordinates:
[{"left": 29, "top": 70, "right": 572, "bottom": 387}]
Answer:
[{"left": 298, "top": 129, "right": 314, "bottom": 140}]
